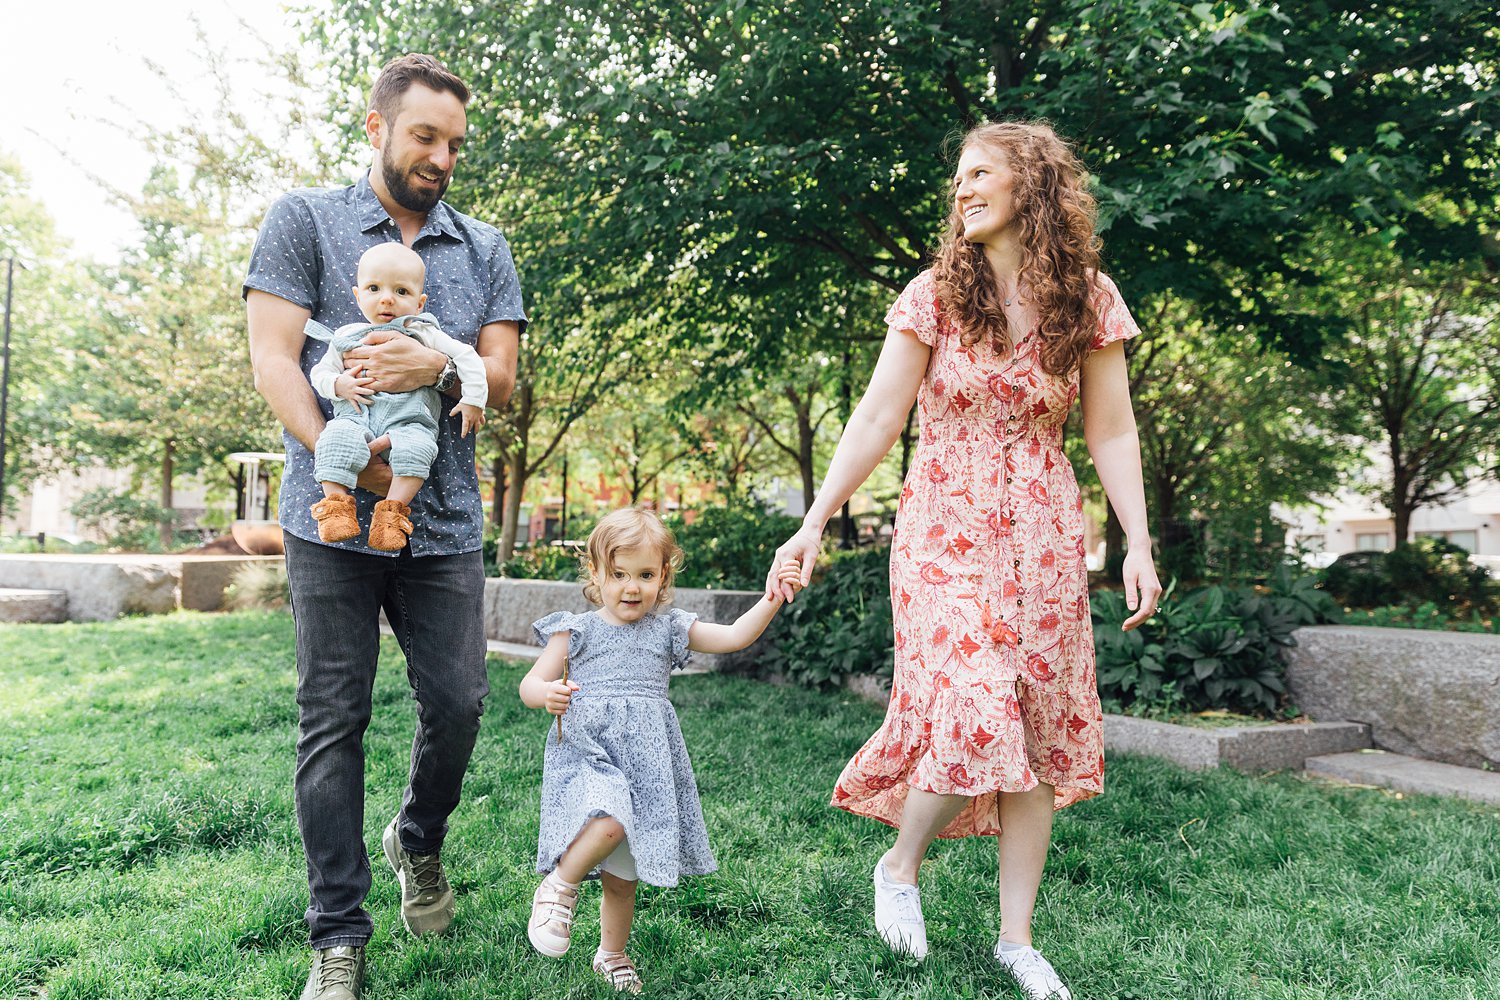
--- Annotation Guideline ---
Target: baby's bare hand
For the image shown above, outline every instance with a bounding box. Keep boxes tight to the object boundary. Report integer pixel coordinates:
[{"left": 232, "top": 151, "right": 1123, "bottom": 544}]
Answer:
[{"left": 545, "top": 679, "right": 579, "bottom": 716}]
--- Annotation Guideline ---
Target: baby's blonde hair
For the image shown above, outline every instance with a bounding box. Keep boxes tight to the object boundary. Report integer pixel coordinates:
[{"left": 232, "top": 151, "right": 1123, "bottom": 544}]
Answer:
[{"left": 581, "top": 506, "right": 684, "bottom": 609}]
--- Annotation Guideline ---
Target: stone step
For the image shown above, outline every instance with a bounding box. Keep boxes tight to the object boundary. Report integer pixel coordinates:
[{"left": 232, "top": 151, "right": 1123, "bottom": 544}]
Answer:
[
  {"left": 0, "top": 587, "right": 68, "bottom": 623},
  {"left": 1105, "top": 715, "right": 1371, "bottom": 772},
  {"left": 1306, "top": 750, "right": 1500, "bottom": 806}
]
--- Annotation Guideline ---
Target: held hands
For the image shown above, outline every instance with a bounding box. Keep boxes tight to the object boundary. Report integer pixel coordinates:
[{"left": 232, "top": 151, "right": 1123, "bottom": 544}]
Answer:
[
  {"left": 543, "top": 678, "right": 580, "bottom": 716},
  {"left": 334, "top": 372, "right": 377, "bottom": 412},
  {"left": 1120, "top": 546, "right": 1163, "bottom": 631},
  {"left": 769, "top": 558, "right": 805, "bottom": 604},
  {"left": 452, "top": 402, "right": 485, "bottom": 437},
  {"left": 766, "top": 526, "right": 823, "bottom": 602},
  {"left": 342, "top": 330, "right": 444, "bottom": 394}
]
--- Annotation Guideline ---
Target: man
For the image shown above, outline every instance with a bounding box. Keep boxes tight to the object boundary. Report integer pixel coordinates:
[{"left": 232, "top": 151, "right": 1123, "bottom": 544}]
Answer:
[{"left": 244, "top": 53, "right": 524, "bottom": 1000}]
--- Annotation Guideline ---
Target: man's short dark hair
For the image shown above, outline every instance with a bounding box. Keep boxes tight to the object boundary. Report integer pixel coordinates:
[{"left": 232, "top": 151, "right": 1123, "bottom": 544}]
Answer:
[{"left": 370, "top": 54, "right": 470, "bottom": 124}]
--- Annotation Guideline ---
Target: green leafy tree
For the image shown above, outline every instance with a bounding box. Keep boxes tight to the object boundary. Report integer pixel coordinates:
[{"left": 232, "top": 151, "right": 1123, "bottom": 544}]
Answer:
[{"left": 313, "top": 0, "right": 1500, "bottom": 364}]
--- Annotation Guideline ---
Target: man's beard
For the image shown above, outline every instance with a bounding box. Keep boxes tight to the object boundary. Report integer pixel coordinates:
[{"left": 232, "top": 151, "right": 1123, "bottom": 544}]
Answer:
[{"left": 381, "top": 145, "right": 448, "bottom": 213}]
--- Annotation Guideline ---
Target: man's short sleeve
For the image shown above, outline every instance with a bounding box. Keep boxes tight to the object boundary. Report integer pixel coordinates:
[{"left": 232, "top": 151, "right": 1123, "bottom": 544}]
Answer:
[
  {"left": 243, "top": 194, "right": 321, "bottom": 308},
  {"left": 483, "top": 233, "right": 528, "bottom": 332}
]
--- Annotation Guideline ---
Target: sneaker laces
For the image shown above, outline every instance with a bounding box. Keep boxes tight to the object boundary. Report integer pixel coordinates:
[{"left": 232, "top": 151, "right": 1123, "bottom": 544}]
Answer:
[
  {"left": 1001, "top": 946, "right": 1066, "bottom": 996},
  {"left": 887, "top": 881, "right": 923, "bottom": 924},
  {"left": 317, "top": 948, "right": 360, "bottom": 991},
  {"left": 406, "top": 851, "right": 447, "bottom": 897}
]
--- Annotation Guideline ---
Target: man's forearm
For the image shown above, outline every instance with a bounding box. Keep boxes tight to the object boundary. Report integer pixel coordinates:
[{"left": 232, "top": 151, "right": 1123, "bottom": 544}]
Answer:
[{"left": 255, "top": 356, "right": 326, "bottom": 452}]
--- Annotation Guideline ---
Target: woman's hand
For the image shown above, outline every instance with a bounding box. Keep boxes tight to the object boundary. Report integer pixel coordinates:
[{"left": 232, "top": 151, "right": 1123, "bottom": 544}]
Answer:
[
  {"left": 1120, "top": 546, "right": 1162, "bottom": 631},
  {"left": 544, "top": 678, "right": 579, "bottom": 716},
  {"left": 766, "top": 525, "right": 823, "bottom": 603}
]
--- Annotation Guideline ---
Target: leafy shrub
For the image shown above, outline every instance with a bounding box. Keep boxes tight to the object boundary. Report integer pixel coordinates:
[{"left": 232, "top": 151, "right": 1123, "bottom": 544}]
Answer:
[
  {"left": 1319, "top": 538, "right": 1497, "bottom": 616},
  {"left": 224, "top": 562, "right": 291, "bottom": 612},
  {"left": 1318, "top": 551, "right": 1388, "bottom": 608},
  {"left": 70, "top": 487, "right": 186, "bottom": 551},
  {"left": 1093, "top": 569, "right": 1341, "bottom": 715},
  {"left": 1343, "top": 602, "right": 1500, "bottom": 634},
  {"left": 665, "top": 505, "right": 802, "bottom": 591},
  {"left": 495, "top": 541, "right": 583, "bottom": 582},
  {"left": 762, "top": 546, "right": 893, "bottom": 689}
]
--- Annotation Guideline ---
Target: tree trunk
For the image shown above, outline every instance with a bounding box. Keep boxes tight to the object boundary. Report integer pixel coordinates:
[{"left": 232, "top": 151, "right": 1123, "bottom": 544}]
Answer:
[
  {"left": 160, "top": 438, "right": 175, "bottom": 550},
  {"left": 490, "top": 454, "right": 506, "bottom": 530},
  {"left": 900, "top": 407, "right": 915, "bottom": 482},
  {"left": 796, "top": 397, "right": 816, "bottom": 512},
  {"left": 500, "top": 445, "right": 527, "bottom": 562}
]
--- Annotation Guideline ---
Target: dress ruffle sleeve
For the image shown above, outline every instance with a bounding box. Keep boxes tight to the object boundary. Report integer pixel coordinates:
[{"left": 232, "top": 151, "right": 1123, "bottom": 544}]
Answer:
[
  {"left": 666, "top": 607, "right": 700, "bottom": 670},
  {"left": 532, "top": 610, "right": 590, "bottom": 660},
  {"left": 1090, "top": 272, "right": 1141, "bottom": 351},
  {"left": 885, "top": 270, "right": 944, "bottom": 347}
]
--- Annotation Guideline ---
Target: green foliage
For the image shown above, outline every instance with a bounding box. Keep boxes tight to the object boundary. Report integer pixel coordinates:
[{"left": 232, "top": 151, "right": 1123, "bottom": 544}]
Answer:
[
  {"left": 1319, "top": 538, "right": 1498, "bottom": 616},
  {"left": 1093, "top": 570, "right": 1340, "bottom": 715},
  {"left": 762, "top": 546, "right": 893, "bottom": 689},
  {"left": 223, "top": 562, "right": 291, "bottom": 612},
  {"left": 667, "top": 506, "right": 802, "bottom": 591},
  {"left": 492, "top": 541, "right": 583, "bottom": 583},
  {"left": 1344, "top": 602, "right": 1500, "bottom": 635},
  {"left": 68, "top": 487, "right": 176, "bottom": 550}
]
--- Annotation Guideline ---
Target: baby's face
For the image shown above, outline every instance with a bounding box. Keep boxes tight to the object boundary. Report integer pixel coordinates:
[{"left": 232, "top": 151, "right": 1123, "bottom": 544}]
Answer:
[{"left": 353, "top": 256, "right": 427, "bottom": 324}]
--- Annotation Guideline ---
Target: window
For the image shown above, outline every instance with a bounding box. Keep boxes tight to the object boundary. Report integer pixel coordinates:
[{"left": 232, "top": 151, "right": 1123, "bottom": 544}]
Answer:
[
  {"left": 1416, "top": 530, "right": 1479, "bottom": 553},
  {"left": 1356, "top": 533, "right": 1390, "bottom": 552}
]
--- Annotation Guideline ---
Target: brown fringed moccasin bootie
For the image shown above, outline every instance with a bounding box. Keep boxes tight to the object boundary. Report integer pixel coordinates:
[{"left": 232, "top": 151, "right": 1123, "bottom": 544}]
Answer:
[
  {"left": 368, "top": 499, "right": 415, "bottom": 551},
  {"left": 310, "top": 493, "right": 360, "bottom": 543}
]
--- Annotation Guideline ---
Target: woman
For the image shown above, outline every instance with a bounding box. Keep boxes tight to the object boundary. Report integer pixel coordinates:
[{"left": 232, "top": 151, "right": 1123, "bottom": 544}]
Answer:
[{"left": 766, "top": 121, "right": 1161, "bottom": 1000}]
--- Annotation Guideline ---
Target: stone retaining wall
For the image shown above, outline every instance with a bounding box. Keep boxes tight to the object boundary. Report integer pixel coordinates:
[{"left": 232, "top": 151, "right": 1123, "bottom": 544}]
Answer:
[
  {"left": 1286, "top": 625, "right": 1500, "bottom": 770},
  {"left": 0, "top": 554, "right": 284, "bottom": 621},
  {"left": 484, "top": 578, "right": 768, "bottom": 672}
]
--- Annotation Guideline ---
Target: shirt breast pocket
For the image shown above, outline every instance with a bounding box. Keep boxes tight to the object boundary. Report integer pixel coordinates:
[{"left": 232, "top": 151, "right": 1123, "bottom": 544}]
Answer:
[{"left": 426, "top": 277, "right": 482, "bottom": 345}]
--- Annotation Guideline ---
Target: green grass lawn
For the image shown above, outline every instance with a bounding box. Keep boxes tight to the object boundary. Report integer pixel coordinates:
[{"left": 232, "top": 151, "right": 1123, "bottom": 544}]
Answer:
[{"left": 2, "top": 612, "right": 1498, "bottom": 999}]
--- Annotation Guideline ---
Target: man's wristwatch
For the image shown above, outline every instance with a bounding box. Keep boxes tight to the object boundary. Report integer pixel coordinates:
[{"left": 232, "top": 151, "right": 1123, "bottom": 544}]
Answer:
[{"left": 434, "top": 358, "right": 458, "bottom": 393}]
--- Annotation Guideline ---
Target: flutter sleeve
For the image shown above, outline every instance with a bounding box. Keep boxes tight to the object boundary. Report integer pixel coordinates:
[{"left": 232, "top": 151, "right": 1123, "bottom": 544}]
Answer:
[
  {"left": 666, "top": 607, "right": 701, "bottom": 671},
  {"left": 532, "top": 611, "right": 588, "bottom": 660},
  {"left": 1091, "top": 272, "right": 1142, "bottom": 351},
  {"left": 884, "top": 270, "right": 943, "bottom": 347}
]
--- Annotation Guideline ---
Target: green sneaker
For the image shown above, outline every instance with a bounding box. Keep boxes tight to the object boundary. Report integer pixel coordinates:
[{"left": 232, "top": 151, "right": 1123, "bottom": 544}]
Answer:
[
  {"left": 382, "top": 816, "right": 456, "bottom": 936},
  {"left": 300, "top": 945, "right": 364, "bottom": 1000}
]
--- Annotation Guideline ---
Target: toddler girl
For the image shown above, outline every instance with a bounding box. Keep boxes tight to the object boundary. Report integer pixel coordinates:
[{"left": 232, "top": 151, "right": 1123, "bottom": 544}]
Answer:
[{"left": 518, "top": 506, "right": 802, "bottom": 993}]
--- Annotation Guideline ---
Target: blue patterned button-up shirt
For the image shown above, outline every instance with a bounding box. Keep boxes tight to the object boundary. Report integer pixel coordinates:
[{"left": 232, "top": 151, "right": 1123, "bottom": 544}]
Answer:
[{"left": 243, "top": 173, "right": 526, "bottom": 557}]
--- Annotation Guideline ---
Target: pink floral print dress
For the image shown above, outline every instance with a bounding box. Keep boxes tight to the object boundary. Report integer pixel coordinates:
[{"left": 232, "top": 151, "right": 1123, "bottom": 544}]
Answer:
[{"left": 832, "top": 269, "right": 1140, "bottom": 837}]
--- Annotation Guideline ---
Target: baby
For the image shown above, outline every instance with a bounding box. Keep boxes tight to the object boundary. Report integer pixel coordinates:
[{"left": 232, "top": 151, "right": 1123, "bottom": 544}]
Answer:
[{"left": 307, "top": 242, "right": 488, "bottom": 550}]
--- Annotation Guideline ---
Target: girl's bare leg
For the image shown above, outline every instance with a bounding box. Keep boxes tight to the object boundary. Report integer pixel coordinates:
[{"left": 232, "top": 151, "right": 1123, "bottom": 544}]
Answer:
[
  {"left": 598, "top": 871, "right": 637, "bottom": 953},
  {"left": 555, "top": 816, "right": 626, "bottom": 884}
]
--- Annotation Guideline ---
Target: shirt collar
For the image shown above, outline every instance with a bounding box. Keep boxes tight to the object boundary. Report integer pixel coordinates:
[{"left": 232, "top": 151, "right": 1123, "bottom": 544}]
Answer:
[{"left": 355, "top": 172, "right": 464, "bottom": 243}]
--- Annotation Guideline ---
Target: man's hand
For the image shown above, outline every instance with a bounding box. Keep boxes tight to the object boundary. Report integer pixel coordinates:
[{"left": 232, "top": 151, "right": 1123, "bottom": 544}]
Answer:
[
  {"left": 452, "top": 402, "right": 485, "bottom": 438},
  {"left": 334, "top": 372, "right": 377, "bottom": 412},
  {"left": 353, "top": 434, "right": 393, "bottom": 496},
  {"left": 341, "top": 330, "right": 445, "bottom": 393}
]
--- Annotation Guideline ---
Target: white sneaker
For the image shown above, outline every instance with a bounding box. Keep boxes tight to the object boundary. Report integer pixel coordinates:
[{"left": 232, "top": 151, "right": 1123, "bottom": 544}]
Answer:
[
  {"left": 994, "top": 942, "right": 1072, "bottom": 1000},
  {"left": 872, "top": 859, "right": 928, "bottom": 959}
]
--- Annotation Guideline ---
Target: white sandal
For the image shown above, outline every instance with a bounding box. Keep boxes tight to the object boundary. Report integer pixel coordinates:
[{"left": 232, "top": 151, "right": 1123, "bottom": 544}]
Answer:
[
  {"left": 592, "top": 949, "right": 644, "bottom": 994},
  {"left": 527, "top": 873, "right": 579, "bottom": 957}
]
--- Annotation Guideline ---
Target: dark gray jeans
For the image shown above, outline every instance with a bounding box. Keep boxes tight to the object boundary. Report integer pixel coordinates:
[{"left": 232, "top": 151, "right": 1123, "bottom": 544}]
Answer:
[{"left": 284, "top": 533, "right": 489, "bottom": 948}]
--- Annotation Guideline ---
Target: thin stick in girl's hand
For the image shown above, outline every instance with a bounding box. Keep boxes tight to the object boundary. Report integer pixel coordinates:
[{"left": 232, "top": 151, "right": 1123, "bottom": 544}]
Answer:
[{"left": 557, "top": 660, "right": 568, "bottom": 743}]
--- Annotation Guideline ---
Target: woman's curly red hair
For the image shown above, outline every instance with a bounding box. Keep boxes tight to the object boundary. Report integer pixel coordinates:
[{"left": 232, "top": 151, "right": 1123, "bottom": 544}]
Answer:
[{"left": 931, "top": 121, "right": 1102, "bottom": 378}]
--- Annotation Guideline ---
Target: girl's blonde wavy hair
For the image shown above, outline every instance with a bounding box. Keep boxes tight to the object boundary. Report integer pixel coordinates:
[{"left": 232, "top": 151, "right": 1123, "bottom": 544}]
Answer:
[
  {"left": 581, "top": 505, "right": 685, "bottom": 609},
  {"left": 931, "top": 120, "right": 1103, "bottom": 378}
]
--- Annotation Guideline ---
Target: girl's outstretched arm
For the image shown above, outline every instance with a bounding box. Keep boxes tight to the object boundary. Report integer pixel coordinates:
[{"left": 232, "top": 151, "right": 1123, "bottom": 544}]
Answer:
[
  {"left": 519, "top": 633, "right": 578, "bottom": 714},
  {"left": 688, "top": 560, "right": 803, "bottom": 654}
]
